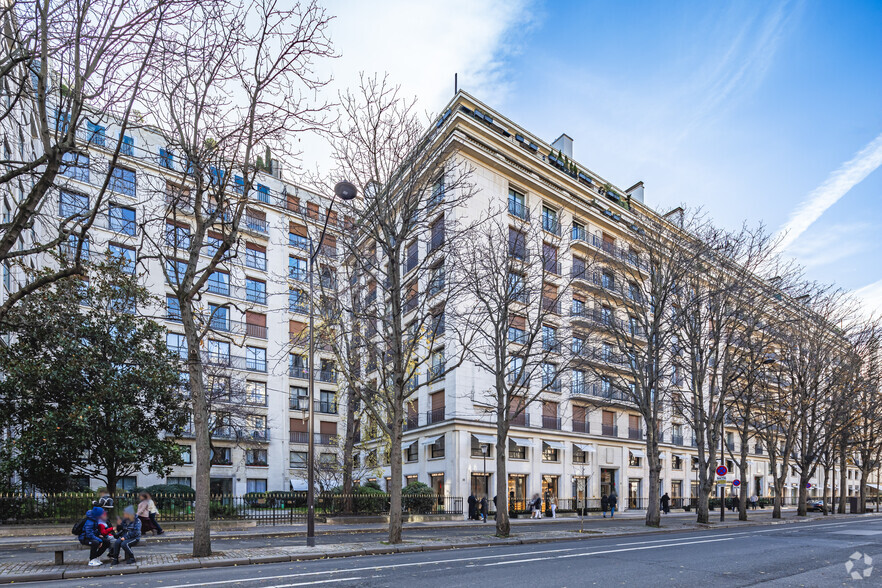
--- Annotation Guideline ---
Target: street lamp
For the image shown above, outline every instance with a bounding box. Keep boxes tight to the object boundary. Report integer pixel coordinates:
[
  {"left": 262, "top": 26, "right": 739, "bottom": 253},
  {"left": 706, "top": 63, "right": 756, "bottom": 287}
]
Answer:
[{"left": 306, "top": 181, "right": 357, "bottom": 547}]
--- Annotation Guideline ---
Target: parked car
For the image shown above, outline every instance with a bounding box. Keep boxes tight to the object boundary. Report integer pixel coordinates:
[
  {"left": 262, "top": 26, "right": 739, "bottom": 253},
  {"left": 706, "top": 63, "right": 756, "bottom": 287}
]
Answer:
[{"left": 807, "top": 499, "right": 826, "bottom": 512}]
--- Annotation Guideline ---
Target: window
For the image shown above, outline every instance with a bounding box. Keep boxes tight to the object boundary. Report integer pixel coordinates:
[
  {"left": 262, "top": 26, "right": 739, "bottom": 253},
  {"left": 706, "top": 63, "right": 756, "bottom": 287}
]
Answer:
[
  {"left": 573, "top": 446, "right": 587, "bottom": 464},
  {"left": 246, "top": 278, "right": 267, "bottom": 304},
  {"left": 61, "top": 234, "right": 89, "bottom": 261},
  {"left": 543, "top": 324, "right": 559, "bottom": 352},
  {"left": 572, "top": 336, "right": 584, "bottom": 354},
  {"left": 542, "top": 205, "right": 559, "bottom": 234},
  {"left": 246, "top": 381, "right": 267, "bottom": 405},
  {"left": 178, "top": 445, "right": 192, "bottom": 464},
  {"left": 210, "top": 447, "right": 232, "bottom": 465},
  {"left": 167, "top": 477, "right": 191, "bottom": 487},
  {"left": 108, "top": 244, "right": 136, "bottom": 274},
  {"left": 430, "top": 348, "right": 445, "bottom": 380},
  {"left": 246, "top": 449, "right": 268, "bottom": 466},
  {"left": 289, "top": 288, "right": 307, "bottom": 313},
  {"left": 508, "top": 188, "right": 527, "bottom": 219},
  {"left": 159, "top": 148, "right": 174, "bottom": 169},
  {"left": 571, "top": 221, "right": 585, "bottom": 241},
  {"left": 542, "top": 242, "right": 559, "bottom": 274},
  {"left": 120, "top": 134, "right": 134, "bottom": 157},
  {"left": 290, "top": 354, "right": 307, "bottom": 378},
  {"left": 60, "top": 191, "right": 89, "bottom": 217},
  {"left": 509, "top": 439, "right": 526, "bottom": 460},
  {"left": 405, "top": 241, "right": 418, "bottom": 273},
  {"left": 61, "top": 151, "right": 89, "bottom": 182},
  {"left": 290, "top": 386, "right": 308, "bottom": 410},
  {"left": 471, "top": 435, "right": 492, "bottom": 458},
  {"left": 508, "top": 227, "right": 527, "bottom": 260},
  {"left": 430, "top": 175, "right": 445, "bottom": 207},
  {"left": 673, "top": 455, "right": 683, "bottom": 470},
  {"left": 255, "top": 183, "right": 270, "bottom": 204},
  {"left": 508, "top": 315, "right": 526, "bottom": 344},
  {"left": 206, "top": 339, "right": 230, "bottom": 364},
  {"left": 289, "top": 256, "right": 307, "bottom": 280},
  {"left": 509, "top": 272, "right": 527, "bottom": 303},
  {"left": 166, "top": 295, "right": 181, "bottom": 321},
  {"left": 109, "top": 165, "right": 136, "bottom": 196},
  {"left": 165, "top": 222, "right": 191, "bottom": 249},
  {"left": 542, "top": 362, "right": 559, "bottom": 390},
  {"left": 602, "top": 271, "right": 614, "bottom": 290},
  {"left": 246, "top": 479, "right": 267, "bottom": 494},
  {"left": 406, "top": 442, "right": 419, "bottom": 462},
  {"left": 246, "top": 346, "right": 267, "bottom": 372},
  {"left": 542, "top": 443, "right": 560, "bottom": 462},
  {"left": 429, "top": 262, "right": 445, "bottom": 296},
  {"left": 507, "top": 355, "right": 526, "bottom": 385},
  {"left": 429, "top": 216, "right": 445, "bottom": 251},
  {"left": 572, "top": 369, "right": 585, "bottom": 394},
  {"left": 246, "top": 245, "right": 267, "bottom": 271},
  {"left": 629, "top": 451, "right": 642, "bottom": 467},
  {"left": 118, "top": 476, "right": 138, "bottom": 491},
  {"left": 320, "top": 453, "right": 336, "bottom": 466},
  {"left": 87, "top": 121, "right": 105, "bottom": 146},
  {"left": 289, "top": 223, "right": 309, "bottom": 250},
  {"left": 430, "top": 435, "right": 445, "bottom": 459},
  {"left": 290, "top": 451, "right": 307, "bottom": 468},
  {"left": 166, "top": 333, "right": 187, "bottom": 357},
  {"left": 572, "top": 256, "right": 585, "bottom": 279},
  {"left": 206, "top": 271, "right": 229, "bottom": 295}
]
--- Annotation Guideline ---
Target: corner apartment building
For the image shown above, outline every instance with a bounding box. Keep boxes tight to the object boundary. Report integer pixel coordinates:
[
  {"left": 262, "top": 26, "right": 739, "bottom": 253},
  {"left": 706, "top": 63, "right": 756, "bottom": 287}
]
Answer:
[
  {"left": 370, "top": 91, "right": 857, "bottom": 509},
  {"left": 2, "top": 112, "right": 346, "bottom": 496}
]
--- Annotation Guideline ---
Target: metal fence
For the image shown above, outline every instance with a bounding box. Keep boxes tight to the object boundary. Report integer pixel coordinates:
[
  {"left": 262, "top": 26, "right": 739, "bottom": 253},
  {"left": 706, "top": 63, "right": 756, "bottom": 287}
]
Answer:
[{"left": 0, "top": 492, "right": 462, "bottom": 526}]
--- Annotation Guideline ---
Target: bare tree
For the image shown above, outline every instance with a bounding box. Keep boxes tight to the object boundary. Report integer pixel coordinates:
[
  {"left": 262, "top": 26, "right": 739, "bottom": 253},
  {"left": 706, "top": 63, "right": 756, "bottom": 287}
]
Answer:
[
  {"left": 847, "top": 318, "right": 882, "bottom": 512},
  {"left": 578, "top": 207, "right": 700, "bottom": 527},
  {"left": 0, "top": 0, "right": 188, "bottom": 320},
  {"left": 326, "top": 75, "right": 476, "bottom": 543},
  {"left": 137, "top": 1, "right": 334, "bottom": 557},
  {"left": 449, "top": 206, "right": 577, "bottom": 538}
]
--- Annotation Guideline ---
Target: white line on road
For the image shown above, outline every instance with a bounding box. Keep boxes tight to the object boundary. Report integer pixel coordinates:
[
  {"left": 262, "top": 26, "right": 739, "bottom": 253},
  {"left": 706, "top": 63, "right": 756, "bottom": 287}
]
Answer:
[
  {"left": 265, "top": 578, "right": 362, "bottom": 587},
  {"left": 482, "top": 537, "right": 735, "bottom": 566}
]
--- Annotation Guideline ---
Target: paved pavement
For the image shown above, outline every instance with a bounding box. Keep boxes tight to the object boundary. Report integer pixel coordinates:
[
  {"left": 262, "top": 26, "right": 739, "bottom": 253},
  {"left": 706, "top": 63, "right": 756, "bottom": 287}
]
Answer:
[{"left": 27, "top": 514, "right": 882, "bottom": 587}]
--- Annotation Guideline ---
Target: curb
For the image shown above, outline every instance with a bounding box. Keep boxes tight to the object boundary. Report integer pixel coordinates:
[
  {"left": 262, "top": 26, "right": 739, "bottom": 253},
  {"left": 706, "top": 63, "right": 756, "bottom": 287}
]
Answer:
[{"left": 3, "top": 513, "right": 877, "bottom": 584}]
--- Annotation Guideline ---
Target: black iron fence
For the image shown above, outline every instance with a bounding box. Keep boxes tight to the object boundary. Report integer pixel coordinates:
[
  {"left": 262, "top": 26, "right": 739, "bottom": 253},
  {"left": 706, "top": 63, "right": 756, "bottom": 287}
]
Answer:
[{"left": 0, "top": 492, "right": 462, "bottom": 525}]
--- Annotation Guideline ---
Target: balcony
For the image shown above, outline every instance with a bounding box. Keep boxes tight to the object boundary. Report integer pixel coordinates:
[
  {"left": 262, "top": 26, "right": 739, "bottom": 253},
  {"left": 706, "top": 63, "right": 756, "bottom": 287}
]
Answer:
[
  {"left": 541, "top": 416, "right": 561, "bottom": 430},
  {"left": 542, "top": 297, "right": 562, "bottom": 314},
  {"left": 508, "top": 199, "right": 529, "bottom": 220},
  {"left": 290, "top": 431, "right": 337, "bottom": 445},
  {"left": 245, "top": 323, "right": 267, "bottom": 339},
  {"left": 573, "top": 419, "right": 590, "bottom": 434},
  {"left": 672, "top": 434, "right": 685, "bottom": 446},
  {"left": 317, "top": 370, "right": 337, "bottom": 383},
  {"left": 601, "top": 424, "right": 619, "bottom": 437},
  {"left": 405, "top": 414, "right": 419, "bottom": 430},
  {"left": 314, "top": 400, "right": 337, "bottom": 414},
  {"left": 754, "top": 445, "right": 764, "bottom": 456},
  {"left": 543, "top": 261, "right": 563, "bottom": 276},
  {"left": 290, "top": 366, "right": 309, "bottom": 379},
  {"left": 428, "top": 364, "right": 445, "bottom": 381},
  {"left": 202, "top": 351, "right": 265, "bottom": 372},
  {"left": 511, "top": 413, "right": 530, "bottom": 427},
  {"left": 243, "top": 428, "right": 270, "bottom": 442},
  {"left": 426, "top": 408, "right": 446, "bottom": 425},
  {"left": 628, "top": 427, "right": 643, "bottom": 440},
  {"left": 244, "top": 216, "right": 269, "bottom": 234}
]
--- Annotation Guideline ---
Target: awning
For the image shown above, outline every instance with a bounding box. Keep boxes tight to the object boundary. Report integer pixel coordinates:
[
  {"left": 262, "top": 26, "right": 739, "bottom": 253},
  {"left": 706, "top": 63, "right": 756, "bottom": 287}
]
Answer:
[
  {"left": 402, "top": 439, "right": 417, "bottom": 450},
  {"left": 510, "top": 437, "right": 533, "bottom": 448},
  {"left": 574, "top": 443, "right": 596, "bottom": 453},
  {"left": 543, "top": 440, "right": 565, "bottom": 450},
  {"left": 421, "top": 434, "right": 444, "bottom": 445},
  {"left": 673, "top": 454, "right": 687, "bottom": 460},
  {"left": 472, "top": 434, "right": 496, "bottom": 445},
  {"left": 289, "top": 478, "right": 308, "bottom": 491},
  {"left": 866, "top": 483, "right": 882, "bottom": 490},
  {"left": 630, "top": 449, "right": 646, "bottom": 459},
  {"left": 659, "top": 451, "right": 667, "bottom": 459}
]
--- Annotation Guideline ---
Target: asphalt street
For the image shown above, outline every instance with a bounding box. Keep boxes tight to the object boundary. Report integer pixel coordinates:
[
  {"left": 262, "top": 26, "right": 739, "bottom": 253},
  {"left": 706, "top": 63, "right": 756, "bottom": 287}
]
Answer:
[{"left": 23, "top": 515, "right": 882, "bottom": 587}]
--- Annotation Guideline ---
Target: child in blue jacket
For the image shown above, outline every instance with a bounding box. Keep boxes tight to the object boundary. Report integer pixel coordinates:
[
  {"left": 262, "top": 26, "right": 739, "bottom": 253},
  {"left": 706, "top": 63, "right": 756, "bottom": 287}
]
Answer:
[{"left": 78, "top": 506, "right": 109, "bottom": 566}]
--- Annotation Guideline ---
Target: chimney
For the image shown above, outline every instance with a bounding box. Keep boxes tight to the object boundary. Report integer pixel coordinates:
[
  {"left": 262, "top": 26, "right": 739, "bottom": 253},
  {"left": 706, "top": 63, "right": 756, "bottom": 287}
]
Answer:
[
  {"left": 551, "top": 134, "right": 573, "bottom": 159},
  {"left": 625, "top": 181, "right": 644, "bottom": 204}
]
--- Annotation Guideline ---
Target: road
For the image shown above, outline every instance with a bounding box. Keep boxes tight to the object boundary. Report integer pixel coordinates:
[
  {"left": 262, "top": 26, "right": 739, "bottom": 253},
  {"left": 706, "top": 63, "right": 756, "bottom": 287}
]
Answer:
[{"left": 26, "top": 515, "right": 882, "bottom": 587}]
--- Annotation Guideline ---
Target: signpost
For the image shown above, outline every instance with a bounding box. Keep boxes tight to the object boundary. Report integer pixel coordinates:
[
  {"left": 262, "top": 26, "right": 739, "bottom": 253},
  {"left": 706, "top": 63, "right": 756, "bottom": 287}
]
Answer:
[
  {"left": 717, "top": 465, "right": 728, "bottom": 521},
  {"left": 733, "top": 479, "right": 741, "bottom": 487}
]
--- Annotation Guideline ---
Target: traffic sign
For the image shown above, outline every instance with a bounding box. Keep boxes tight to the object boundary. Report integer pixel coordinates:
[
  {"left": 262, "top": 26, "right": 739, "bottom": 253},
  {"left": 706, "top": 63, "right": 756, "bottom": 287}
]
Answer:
[
  {"left": 806, "top": 482, "right": 812, "bottom": 489},
  {"left": 732, "top": 479, "right": 741, "bottom": 487},
  {"left": 716, "top": 465, "right": 728, "bottom": 477}
]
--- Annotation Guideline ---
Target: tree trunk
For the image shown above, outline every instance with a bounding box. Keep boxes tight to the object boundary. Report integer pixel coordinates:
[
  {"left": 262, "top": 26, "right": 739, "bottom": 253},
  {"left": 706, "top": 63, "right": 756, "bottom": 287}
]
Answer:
[
  {"left": 342, "top": 389, "right": 357, "bottom": 514},
  {"left": 772, "top": 479, "right": 783, "bottom": 519},
  {"left": 645, "top": 433, "right": 661, "bottom": 527},
  {"left": 106, "top": 471, "right": 117, "bottom": 496},
  {"left": 822, "top": 466, "right": 831, "bottom": 515},
  {"left": 183, "top": 304, "right": 211, "bottom": 558},
  {"left": 495, "top": 425, "right": 510, "bottom": 538},
  {"left": 387, "top": 404, "right": 403, "bottom": 544},
  {"left": 797, "top": 471, "right": 808, "bottom": 516},
  {"left": 838, "top": 445, "right": 848, "bottom": 514},
  {"left": 859, "top": 470, "right": 868, "bottom": 514}
]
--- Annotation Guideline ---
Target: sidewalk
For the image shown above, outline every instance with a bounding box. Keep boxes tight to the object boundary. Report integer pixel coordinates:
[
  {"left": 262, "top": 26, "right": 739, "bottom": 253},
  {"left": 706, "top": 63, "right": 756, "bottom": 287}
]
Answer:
[{"left": 1, "top": 509, "right": 865, "bottom": 583}]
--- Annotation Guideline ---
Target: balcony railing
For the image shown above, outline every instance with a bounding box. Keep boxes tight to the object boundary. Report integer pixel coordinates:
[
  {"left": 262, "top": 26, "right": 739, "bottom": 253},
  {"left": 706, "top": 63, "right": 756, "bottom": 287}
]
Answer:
[
  {"left": 573, "top": 419, "right": 590, "bottom": 434},
  {"left": 314, "top": 400, "right": 337, "bottom": 414},
  {"left": 542, "top": 298, "right": 562, "bottom": 314},
  {"left": 541, "top": 416, "right": 561, "bottom": 430},
  {"left": 290, "top": 431, "right": 337, "bottom": 445},
  {"left": 628, "top": 427, "right": 643, "bottom": 440},
  {"left": 426, "top": 407, "right": 446, "bottom": 425},
  {"left": 542, "top": 216, "right": 561, "bottom": 236},
  {"left": 290, "top": 366, "right": 308, "bottom": 379},
  {"left": 601, "top": 424, "right": 619, "bottom": 437},
  {"left": 671, "top": 434, "right": 685, "bottom": 446},
  {"left": 405, "top": 414, "right": 419, "bottom": 430},
  {"left": 317, "top": 370, "right": 337, "bottom": 383},
  {"left": 511, "top": 413, "right": 530, "bottom": 427},
  {"left": 244, "top": 216, "right": 269, "bottom": 234}
]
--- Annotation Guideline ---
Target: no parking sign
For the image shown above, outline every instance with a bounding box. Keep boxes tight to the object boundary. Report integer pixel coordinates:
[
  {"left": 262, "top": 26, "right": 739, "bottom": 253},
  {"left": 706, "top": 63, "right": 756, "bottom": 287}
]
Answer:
[
  {"left": 716, "top": 465, "right": 728, "bottom": 477},
  {"left": 732, "top": 479, "right": 741, "bottom": 487}
]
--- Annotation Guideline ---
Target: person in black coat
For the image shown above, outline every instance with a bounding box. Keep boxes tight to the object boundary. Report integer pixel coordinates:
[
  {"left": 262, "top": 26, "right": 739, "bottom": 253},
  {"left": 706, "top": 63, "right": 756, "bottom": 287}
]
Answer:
[
  {"left": 661, "top": 492, "right": 671, "bottom": 514},
  {"left": 608, "top": 493, "right": 618, "bottom": 517},
  {"left": 480, "top": 496, "right": 488, "bottom": 522},
  {"left": 467, "top": 494, "right": 477, "bottom": 521},
  {"left": 601, "top": 494, "right": 609, "bottom": 517}
]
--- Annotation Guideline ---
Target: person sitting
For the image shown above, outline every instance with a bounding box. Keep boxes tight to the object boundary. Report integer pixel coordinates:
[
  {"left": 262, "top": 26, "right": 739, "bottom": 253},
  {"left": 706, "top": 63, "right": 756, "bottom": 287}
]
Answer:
[
  {"left": 110, "top": 506, "right": 142, "bottom": 565},
  {"left": 78, "top": 507, "right": 109, "bottom": 567}
]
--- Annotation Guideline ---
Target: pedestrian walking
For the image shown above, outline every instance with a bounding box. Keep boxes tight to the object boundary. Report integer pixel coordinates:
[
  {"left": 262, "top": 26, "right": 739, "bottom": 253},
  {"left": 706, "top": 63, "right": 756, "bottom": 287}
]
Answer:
[
  {"left": 78, "top": 506, "right": 109, "bottom": 566},
  {"left": 661, "top": 492, "right": 671, "bottom": 515},
  {"left": 750, "top": 494, "right": 758, "bottom": 510},
  {"left": 530, "top": 493, "right": 540, "bottom": 519},
  {"left": 480, "top": 496, "right": 488, "bottom": 523},
  {"left": 137, "top": 492, "right": 158, "bottom": 534},
  {"left": 608, "top": 492, "right": 618, "bottom": 518},
  {"left": 467, "top": 493, "right": 477, "bottom": 521},
  {"left": 601, "top": 494, "right": 609, "bottom": 518},
  {"left": 145, "top": 492, "right": 164, "bottom": 535},
  {"left": 109, "top": 506, "right": 141, "bottom": 565},
  {"left": 493, "top": 495, "right": 498, "bottom": 520},
  {"left": 550, "top": 497, "right": 557, "bottom": 518}
]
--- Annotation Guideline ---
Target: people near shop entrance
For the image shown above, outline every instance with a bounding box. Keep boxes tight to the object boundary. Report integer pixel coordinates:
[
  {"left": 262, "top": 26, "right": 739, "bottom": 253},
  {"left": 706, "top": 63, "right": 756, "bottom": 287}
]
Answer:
[
  {"left": 549, "top": 497, "right": 557, "bottom": 518},
  {"left": 608, "top": 491, "right": 618, "bottom": 518},
  {"left": 601, "top": 494, "right": 609, "bottom": 517},
  {"left": 530, "top": 493, "right": 541, "bottom": 519},
  {"left": 661, "top": 492, "right": 671, "bottom": 514},
  {"left": 467, "top": 493, "right": 476, "bottom": 520},
  {"left": 750, "top": 494, "right": 759, "bottom": 510},
  {"left": 109, "top": 506, "right": 142, "bottom": 565},
  {"left": 480, "top": 496, "right": 488, "bottom": 523},
  {"left": 78, "top": 506, "right": 109, "bottom": 567}
]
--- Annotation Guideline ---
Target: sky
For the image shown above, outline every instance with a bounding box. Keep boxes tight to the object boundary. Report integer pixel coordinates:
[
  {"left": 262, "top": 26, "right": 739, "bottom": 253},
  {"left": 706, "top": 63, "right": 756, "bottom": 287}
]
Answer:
[{"left": 301, "top": 0, "right": 882, "bottom": 315}]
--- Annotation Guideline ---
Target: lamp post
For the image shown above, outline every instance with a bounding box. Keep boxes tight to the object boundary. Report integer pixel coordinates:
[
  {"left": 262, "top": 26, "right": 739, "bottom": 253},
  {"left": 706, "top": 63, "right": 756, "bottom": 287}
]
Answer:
[{"left": 306, "top": 181, "right": 357, "bottom": 547}]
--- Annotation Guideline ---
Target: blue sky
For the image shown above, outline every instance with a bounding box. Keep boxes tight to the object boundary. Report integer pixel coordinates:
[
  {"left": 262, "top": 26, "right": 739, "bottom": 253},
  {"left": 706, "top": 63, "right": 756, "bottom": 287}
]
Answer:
[{"left": 313, "top": 0, "right": 882, "bottom": 313}]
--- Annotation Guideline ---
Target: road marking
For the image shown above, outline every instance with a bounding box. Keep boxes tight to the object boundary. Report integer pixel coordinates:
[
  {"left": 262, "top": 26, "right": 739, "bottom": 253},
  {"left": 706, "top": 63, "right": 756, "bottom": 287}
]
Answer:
[
  {"left": 615, "top": 531, "right": 752, "bottom": 546},
  {"left": 483, "top": 537, "right": 735, "bottom": 566},
  {"left": 266, "top": 579, "right": 362, "bottom": 587}
]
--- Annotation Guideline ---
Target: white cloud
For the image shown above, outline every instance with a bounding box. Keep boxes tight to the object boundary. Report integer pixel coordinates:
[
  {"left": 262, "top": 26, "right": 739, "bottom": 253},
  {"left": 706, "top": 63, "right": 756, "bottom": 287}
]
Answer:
[
  {"left": 287, "top": 0, "right": 535, "bottom": 179},
  {"left": 777, "top": 131, "right": 882, "bottom": 251},
  {"left": 785, "top": 222, "right": 872, "bottom": 268},
  {"left": 853, "top": 279, "right": 882, "bottom": 319}
]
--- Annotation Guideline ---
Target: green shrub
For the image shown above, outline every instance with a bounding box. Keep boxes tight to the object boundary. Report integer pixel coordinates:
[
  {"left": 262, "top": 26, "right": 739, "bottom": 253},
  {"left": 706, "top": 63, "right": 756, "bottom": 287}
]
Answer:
[{"left": 402, "top": 481, "right": 435, "bottom": 514}]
